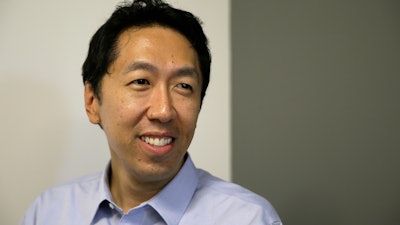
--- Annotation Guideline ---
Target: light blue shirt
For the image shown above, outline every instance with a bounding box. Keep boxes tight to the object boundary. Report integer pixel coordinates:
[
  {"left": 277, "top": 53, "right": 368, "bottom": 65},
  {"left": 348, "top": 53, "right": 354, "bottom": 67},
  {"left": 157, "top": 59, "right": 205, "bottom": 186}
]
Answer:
[{"left": 21, "top": 155, "right": 282, "bottom": 225}]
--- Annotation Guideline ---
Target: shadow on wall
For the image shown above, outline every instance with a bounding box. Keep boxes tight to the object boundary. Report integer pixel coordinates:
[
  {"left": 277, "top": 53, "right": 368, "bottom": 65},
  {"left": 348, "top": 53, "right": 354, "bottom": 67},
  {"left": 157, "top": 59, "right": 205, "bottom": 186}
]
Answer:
[{"left": 0, "top": 77, "right": 71, "bottom": 225}]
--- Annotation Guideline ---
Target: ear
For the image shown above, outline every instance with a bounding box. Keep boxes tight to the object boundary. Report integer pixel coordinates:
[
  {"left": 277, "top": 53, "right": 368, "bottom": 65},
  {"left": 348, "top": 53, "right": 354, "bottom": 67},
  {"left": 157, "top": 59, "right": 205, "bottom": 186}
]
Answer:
[{"left": 84, "top": 82, "right": 101, "bottom": 125}]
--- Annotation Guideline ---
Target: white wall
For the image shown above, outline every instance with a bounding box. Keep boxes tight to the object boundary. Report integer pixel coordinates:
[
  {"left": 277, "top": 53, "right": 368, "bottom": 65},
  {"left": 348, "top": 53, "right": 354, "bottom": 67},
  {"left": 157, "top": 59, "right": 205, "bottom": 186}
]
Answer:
[{"left": 0, "top": 0, "right": 230, "bottom": 224}]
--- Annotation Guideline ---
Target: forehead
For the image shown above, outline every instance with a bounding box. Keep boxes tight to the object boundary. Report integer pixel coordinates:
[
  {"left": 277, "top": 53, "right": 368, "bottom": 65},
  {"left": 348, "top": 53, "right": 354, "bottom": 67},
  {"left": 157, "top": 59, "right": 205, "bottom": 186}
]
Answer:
[
  {"left": 117, "top": 25, "right": 195, "bottom": 59},
  {"left": 110, "top": 25, "right": 201, "bottom": 77}
]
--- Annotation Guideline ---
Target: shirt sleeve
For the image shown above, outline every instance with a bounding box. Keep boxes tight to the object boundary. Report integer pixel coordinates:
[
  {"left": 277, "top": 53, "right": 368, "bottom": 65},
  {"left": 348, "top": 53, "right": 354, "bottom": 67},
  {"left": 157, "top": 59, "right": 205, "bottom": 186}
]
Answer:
[{"left": 19, "top": 196, "right": 41, "bottom": 225}]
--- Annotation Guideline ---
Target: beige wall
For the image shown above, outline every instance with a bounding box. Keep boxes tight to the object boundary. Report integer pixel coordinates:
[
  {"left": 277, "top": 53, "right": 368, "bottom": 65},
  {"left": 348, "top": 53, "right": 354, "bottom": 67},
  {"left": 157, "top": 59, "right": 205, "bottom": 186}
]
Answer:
[{"left": 0, "top": 1, "right": 230, "bottom": 224}]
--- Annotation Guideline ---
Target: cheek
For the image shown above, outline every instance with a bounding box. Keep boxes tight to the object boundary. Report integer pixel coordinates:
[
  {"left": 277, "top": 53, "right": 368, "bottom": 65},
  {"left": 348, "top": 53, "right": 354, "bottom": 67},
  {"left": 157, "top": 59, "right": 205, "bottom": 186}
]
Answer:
[
  {"left": 100, "top": 95, "right": 144, "bottom": 128},
  {"left": 179, "top": 102, "right": 200, "bottom": 131},
  {"left": 116, "top": 98, "right": 146, "bottom": 126},
  {"left": 181, "top": 110, "right": 199, "bottom": 149}
]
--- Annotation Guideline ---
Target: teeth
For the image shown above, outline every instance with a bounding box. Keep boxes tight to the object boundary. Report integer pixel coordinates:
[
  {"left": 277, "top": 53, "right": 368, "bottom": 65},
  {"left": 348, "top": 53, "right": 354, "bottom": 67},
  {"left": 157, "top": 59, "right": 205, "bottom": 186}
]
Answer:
[{"left": 141, "top": 136, "right": 172, "bottom": 147}]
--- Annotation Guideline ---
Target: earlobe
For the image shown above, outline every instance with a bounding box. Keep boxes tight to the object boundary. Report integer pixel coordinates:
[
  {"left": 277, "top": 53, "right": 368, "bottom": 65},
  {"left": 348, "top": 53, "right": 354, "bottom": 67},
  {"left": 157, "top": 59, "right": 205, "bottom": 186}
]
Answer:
[{"left": 84, "top": 82, "right": 101, "bottom": 124}]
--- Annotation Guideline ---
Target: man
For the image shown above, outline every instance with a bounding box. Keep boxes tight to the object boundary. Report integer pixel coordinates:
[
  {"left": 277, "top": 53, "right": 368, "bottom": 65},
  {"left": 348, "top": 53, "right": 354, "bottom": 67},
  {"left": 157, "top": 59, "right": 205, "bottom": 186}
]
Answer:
[{"left": 21, "top": 0, "right": 282, "bottom": 224}]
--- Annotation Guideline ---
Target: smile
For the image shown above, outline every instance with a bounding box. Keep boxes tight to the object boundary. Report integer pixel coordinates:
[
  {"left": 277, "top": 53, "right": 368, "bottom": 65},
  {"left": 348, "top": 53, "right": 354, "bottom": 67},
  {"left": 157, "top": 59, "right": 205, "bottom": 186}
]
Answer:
[{"left": 140, "top": 136, "right": 173, "bottom": 147}]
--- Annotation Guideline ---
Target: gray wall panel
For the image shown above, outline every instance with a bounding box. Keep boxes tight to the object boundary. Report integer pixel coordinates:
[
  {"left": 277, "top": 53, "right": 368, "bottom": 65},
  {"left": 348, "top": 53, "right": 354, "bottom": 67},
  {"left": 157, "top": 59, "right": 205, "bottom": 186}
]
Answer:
[{"left": 232, "top": 1, "right": 400, "bottom": 224}]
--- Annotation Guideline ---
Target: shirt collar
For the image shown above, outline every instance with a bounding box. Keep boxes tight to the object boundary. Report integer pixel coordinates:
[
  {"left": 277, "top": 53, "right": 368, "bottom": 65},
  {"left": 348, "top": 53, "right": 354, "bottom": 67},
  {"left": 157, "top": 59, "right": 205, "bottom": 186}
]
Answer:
[
  {"left": 91, "top": 154, "right": 199, "bottom": 225},
  {"left": 148, "top": 154, "right": 199, "bottom": 225},
  {"left": 90, "top": 161, "right": 116, "bottom": 224}
]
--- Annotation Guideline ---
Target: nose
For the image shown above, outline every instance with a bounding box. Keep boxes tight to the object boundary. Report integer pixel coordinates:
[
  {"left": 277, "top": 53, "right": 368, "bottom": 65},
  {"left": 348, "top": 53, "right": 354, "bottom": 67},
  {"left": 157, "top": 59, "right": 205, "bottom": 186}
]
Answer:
[{"left": 147, "top": 86, "right": 176, "bottom": 123}]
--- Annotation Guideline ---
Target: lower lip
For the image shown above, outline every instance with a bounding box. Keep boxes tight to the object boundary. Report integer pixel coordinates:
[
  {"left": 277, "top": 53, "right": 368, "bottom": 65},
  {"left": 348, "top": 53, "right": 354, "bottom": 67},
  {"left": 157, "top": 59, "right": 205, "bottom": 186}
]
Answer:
[{"left": 140, "top": 139, "right": 174, "bottom": 156}]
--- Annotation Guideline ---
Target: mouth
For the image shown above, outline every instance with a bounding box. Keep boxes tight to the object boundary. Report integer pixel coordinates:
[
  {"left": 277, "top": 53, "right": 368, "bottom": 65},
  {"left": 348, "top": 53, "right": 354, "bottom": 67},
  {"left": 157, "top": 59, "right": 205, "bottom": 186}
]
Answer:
[{"left": 140, "top": 136, "right": 174, "bottom": 147}]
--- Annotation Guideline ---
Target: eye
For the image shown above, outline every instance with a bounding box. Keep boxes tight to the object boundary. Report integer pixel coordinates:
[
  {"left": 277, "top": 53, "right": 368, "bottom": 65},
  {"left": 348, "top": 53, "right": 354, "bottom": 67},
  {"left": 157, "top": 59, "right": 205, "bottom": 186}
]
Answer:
[
  {"left": 177, "top": 83, "right": 193, "bottom": 90},
  {"left": 132, "top": 79, "right": 150, "bottom": 85}
]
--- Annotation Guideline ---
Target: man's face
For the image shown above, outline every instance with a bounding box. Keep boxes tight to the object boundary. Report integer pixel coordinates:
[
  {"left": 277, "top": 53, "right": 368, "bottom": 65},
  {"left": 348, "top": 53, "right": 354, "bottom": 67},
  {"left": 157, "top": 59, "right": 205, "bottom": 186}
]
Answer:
[{"left": 85, "top": 26, "right": 202, "bottom": 184}]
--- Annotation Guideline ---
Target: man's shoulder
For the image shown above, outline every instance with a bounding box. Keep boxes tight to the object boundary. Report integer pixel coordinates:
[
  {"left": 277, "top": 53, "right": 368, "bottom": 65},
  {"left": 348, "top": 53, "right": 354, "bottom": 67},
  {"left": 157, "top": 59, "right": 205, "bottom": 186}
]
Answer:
[
  {"left": 20, "top": 172, "right": 104, "bottom": 225},
  {"left": 30, "top": 172, "right": 103, "bottom": 212},
  {"left": 186, "top": 169, "right": 282, "bottom": 224},
  {"left": 196, "top": 169, "right": 268, "bottom": 205},
  {"left": 42, "top": 172, "right": 103, "bottom": 197}
]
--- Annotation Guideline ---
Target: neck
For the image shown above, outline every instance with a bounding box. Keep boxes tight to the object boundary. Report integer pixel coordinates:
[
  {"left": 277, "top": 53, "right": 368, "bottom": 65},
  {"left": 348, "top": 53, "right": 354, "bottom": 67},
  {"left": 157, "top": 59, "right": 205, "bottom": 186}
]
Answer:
[
  {"left": 110, "top": 178, "right": 161, "bottom": 213},
  {"left": 109, "top": 169, "right": 168, "bottom": 213},
  {"left": 108, "top": 158, "right": 182, "bottom": 213}
]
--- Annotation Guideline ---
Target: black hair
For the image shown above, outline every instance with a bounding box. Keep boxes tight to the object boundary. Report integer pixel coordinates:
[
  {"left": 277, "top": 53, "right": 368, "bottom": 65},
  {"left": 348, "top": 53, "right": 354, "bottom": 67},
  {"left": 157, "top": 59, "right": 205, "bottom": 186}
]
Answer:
[{"left": 82, "top": 0, "right": 211, "bottom": 104}]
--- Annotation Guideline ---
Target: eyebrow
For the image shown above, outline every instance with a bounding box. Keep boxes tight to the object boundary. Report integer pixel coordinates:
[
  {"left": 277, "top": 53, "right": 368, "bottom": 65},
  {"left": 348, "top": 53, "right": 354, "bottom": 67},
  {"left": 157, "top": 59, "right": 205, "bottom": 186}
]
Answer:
[
  {"left": 124, "top": 61, "right": 200, "bottom": 80},
  {"left": 174, "top": 67, "right": 200, "bottom": 79},
  {"left": 124, "top": 61, "right": 157, "bottom": 75}
]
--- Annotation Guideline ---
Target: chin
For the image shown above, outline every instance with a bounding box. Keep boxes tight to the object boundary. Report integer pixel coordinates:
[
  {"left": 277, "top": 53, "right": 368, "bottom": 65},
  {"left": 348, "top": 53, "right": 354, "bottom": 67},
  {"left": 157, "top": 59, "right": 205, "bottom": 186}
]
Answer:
[{"left": 135, "top": 161, "right": 181, "bottom": 183}]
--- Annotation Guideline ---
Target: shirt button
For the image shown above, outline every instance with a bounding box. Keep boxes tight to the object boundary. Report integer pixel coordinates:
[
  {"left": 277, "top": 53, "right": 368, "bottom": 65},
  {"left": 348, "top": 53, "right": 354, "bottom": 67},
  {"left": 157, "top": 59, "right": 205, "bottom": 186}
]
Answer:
[{"left": 108, "top": 202, "right": 115, "bottom": 210}]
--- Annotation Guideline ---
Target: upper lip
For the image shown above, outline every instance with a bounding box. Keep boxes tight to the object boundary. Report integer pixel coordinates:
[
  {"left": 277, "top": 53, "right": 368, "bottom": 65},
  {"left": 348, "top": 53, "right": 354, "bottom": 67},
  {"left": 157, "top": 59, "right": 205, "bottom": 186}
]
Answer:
[{"left": 139, "top": 131, "right": 176, "bottom": 139}]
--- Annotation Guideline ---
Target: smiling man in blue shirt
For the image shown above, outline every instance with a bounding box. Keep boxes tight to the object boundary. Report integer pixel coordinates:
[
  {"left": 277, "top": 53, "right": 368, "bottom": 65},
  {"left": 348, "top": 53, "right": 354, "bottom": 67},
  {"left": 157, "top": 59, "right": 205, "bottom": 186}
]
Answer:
[{"left": 20, "top": 0, "right": 282, "bottom": 224}]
